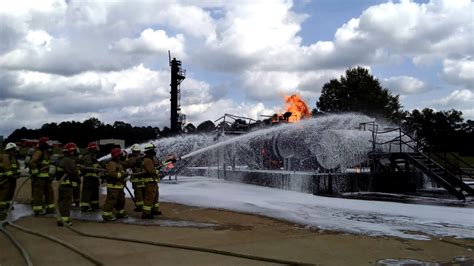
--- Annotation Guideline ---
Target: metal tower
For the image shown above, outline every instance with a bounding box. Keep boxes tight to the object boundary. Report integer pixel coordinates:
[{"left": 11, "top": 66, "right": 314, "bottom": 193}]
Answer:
[{"left": 169, "top": 52, "right": 186, "bottom": 134}]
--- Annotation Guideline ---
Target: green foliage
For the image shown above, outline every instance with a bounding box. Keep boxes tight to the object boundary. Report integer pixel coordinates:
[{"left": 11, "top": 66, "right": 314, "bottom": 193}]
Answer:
[
  {"left": 316, "top": 67, "right": 404, "bottom": 122},
  {"left": 197, "top": 120, "right": 216, "bottom": 132},
  {"left": 184, "top": 123, "right": 196, "bottom": 133},
  {"left": 403, "top": 108, "right": 474, "bottom": 153},
  {"left": 5, "top": 117, "right": 161, "bottom": 147}
]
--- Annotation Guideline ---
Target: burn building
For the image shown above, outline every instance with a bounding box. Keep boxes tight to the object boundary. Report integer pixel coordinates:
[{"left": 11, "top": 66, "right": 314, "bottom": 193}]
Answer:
[{"left": 170, "top": 56, "right": 186, "bottom": 134}]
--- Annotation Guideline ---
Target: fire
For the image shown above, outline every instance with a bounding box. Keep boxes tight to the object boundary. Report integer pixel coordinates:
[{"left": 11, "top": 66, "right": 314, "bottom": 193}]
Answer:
[{"left": 284, "top": 94, "right": 311, "bottom": 122}]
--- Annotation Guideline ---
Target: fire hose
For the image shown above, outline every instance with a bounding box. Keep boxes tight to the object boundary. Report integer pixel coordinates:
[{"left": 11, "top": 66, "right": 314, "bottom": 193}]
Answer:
[
  {"left": 64, "top": 164, "right": 314, "bottom": 265},
  {"left": 2, "top": 175, "right": 103, "bottom": 266},
  {"left": 4, "top": 167, "right": 313, "bottom": 265}
]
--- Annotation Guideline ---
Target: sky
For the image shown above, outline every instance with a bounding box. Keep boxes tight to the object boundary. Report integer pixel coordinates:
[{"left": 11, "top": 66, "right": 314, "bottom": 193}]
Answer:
[{"left": 0, "top": 0, "right": 473, "bottom": 137}]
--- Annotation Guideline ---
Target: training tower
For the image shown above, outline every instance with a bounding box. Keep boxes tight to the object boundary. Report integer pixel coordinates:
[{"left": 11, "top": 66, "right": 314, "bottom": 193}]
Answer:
[{"left": 169, "top": 51, "right": 186, "bottom": 134}]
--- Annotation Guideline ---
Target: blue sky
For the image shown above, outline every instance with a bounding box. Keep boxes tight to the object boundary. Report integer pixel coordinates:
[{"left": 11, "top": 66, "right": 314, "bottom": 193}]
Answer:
[{"left": 0, "top": 0, "right": 472, "bottom": 137}]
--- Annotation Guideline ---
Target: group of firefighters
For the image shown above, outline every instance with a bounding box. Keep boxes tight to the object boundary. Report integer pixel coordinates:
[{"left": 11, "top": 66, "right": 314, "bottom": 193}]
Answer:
[{"left": 0, "top": 137, "right": 176, "bottom": 226}]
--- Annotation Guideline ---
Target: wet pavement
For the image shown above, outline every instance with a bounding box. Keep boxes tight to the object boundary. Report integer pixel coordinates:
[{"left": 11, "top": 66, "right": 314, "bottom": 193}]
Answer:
[
  {"left": 376, "top": 256, "right": 473, "bottom": 266},
  {"left": 7, "top": 203, "right": 219, "bottom": 228}
]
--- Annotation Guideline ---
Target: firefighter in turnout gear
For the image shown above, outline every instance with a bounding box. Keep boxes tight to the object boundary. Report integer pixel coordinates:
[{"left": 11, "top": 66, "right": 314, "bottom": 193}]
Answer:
[
  {"left": 80, "top": 142, "right": 101, "bottom": 211},
  {"left": 29, "top": 137, "right": 55, "bottom": 215},
  {"left": 0, "top": 143, "right": 21, "bottom": 211},
  {"left": 141, "top": 143, "right": 161, "bottom": 219},
  {"left": 102, "top": 148, "right": 128, "bottom": 221},
  {"left": 72, "top": 147, "right": 81, "bottom": 207},
  {"left": 57, "top": 142, "right": 80, "bottom": 226},
  {"left": 127, "top": 144, "right": 145, "bottom": 212}
]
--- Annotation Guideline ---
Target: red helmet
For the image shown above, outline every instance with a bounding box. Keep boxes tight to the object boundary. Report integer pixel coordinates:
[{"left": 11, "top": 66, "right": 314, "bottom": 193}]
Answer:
[
  {"left": 63, "top": 142, "right": 77, "bottom": 154},
  {"left": 111, "top": 148, "right": 122, "bottom": 159},
  {"left": 38, "top": 136, "right": 50, "bottom": 146},
  {"left": 87, "top": 142, "right": 99, "bottom": 151}
]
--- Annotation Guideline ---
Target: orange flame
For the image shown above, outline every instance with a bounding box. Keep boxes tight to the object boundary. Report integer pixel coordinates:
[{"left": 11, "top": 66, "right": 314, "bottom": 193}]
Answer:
[{"left": 284, "top": 94, "right": 311, "bottom": 122}]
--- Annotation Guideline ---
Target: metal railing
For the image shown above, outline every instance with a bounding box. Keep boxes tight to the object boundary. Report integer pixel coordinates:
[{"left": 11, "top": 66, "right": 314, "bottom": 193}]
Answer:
[{"left": 359, "top": 122, "right": 474, "bottom": 183}]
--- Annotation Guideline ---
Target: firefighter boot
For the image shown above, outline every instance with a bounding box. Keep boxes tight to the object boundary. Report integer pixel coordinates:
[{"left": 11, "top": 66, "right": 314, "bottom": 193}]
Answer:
[
  {"left": 141, "top": 213, "right": 153, "bottom": 219},
  {"left": 116, "top": 210, "right": 128, "bottom": 219}
]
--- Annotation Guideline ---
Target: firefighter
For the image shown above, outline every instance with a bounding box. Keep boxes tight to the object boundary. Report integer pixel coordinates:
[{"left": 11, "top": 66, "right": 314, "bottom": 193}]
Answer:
[
  {"left": 0, "top": 143, "right": 21, "bottom": 211},
  {"left": 80, "top": 142, "right": 101, "bottom": 211},
  {"left": 29, "top": 137, "right": 55, "bottom": 215},
  {"left": 72, "top": 146, "right": 81, "bottom": 207},
  {"left": 57, "top": 142, "right": 80, "bottom": 226},
  {"left": 141, "top": 143, "right": 161, "bottom": 219},
  {"left": 102, "top": 148, "right": 128, "bottom": 221},
  {"left": 127, "top": 144, "right": 145, "bottom": 212}
]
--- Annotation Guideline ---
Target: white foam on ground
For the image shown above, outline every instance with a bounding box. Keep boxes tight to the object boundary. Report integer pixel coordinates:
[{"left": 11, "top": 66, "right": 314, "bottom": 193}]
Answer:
[
  {"left": 10, "top": 175, "right": 472, "bottom": 240},
  {"left": 151, "top": 176, "right": 474, "bottom": 240}
]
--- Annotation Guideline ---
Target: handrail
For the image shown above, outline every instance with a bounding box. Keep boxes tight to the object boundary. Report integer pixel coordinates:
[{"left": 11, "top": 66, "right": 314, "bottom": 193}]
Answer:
[
  {"left": 368, "top": 124, "right": 474, "bottom": 181},
  {"left": 372, "top": 137, "right": 416, "bottom": 147}
]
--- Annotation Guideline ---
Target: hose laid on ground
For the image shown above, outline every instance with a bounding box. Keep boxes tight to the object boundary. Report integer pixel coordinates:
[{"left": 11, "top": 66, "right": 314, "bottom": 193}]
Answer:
[
  {"left": 8, "top": 173, "right": 313, "bottom": 265},
  {"left": 5, "top": 176, "right": 103, "bottom": 266},
  {"left": 58, "top": 173, "right": 313, "bottom": 266},
  {"left": 64, "top": 224, "right": 314, "bottom": 265},
  {"left": 1, "top": 176, "right": 34, "bottom": 266},
  {"left": 0, "top": 218, "right": 33, "bottom": 266}
]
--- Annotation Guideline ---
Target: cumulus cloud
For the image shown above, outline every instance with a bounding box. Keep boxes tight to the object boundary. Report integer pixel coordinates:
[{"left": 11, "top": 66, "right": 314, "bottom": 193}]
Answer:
[
  {"left": 241, "top": 69, "right": 343, "bottom": 101},
  {"left": 1, "top": 0, "right": 473, "bottom": 136},
  {"left": 433, "top": 89, "right": 474, "bottom": 110},
  {"left": 441, "top": 58, "right": 474, "bottom": 89},
  {"left": 431, "top": 89, "right": 474, "bottom": 120},
  {"left": 112, "top": 28, "right": 185, "bottom": 57},
  {"left": 194, "top": 0, "right": 307, "bottom": 72},
  {"left": 383, "top": 76, "right": 430, "bottom": 95},
  {"left": 0, "top": 64, "right": 276, "bottom": 136},
  {"left": 182, "top": 99, "right": 275, "bottom": 124}
]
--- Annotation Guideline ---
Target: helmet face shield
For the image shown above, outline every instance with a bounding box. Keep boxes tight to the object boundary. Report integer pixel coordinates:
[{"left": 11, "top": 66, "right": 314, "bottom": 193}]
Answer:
[
  {"left": 143, "top": 143, "right": 156, "bottom": 156},
  {"left": 131, "top": 143, "right": 142, "bottom": 153}
]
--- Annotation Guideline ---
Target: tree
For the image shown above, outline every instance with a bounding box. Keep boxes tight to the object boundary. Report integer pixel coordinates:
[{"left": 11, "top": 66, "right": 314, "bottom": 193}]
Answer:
[
  {"left": 403, "top": 108, "right": 467, "bottom": 151},
  {"left": 5, "top": 117, "right": 161, "bottom": 147},
  {"left": 197, "top": 120, "right": 216, "bottom": 133},
  {"left": 184, "top": 123, "right": 196, "bottom": 133},
  {"left": 316, "top": 67, "right": 404, "bottom": 122},
  {"left": 84, "top": 117, "right": 103, "bottom": 129}
]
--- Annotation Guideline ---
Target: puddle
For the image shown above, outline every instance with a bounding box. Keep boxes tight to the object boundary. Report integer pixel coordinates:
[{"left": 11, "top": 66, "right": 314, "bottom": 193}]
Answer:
[{"left": 376, "top": 257, "right": 473, "bottom": 266}]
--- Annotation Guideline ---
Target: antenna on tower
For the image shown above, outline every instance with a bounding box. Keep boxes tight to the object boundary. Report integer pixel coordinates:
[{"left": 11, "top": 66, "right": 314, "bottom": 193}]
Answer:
[{"left": 168, "top": 50, "right": 171, "bottom": 65}]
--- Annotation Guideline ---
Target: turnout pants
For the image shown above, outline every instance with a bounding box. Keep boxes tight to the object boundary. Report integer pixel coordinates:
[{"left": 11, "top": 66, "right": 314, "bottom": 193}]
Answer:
[
  {"left": 142, "top": 182, "right": 159, "bottom": 215},
  {"left": 31, "top": 176, "right": 55, "bottom": 214},
  {"left": 132, "top": 181, "right": 145, "bottom": 210},
  {"left": 6, "top": 177, "right": 17, "bottom": 206},
  {"left": 58, "top": 184, "right": 73, "bottom": 223},
  {"left": 81, "top": 176, "right": 100, "bottom": 210},
  {"left": 72, "top": 178, "right": 81, "bottom": 204},
  {"left": 0, "top": 179, "right": 9, "bottom": 210},
  {"left": 102, "top": 188, "right": 126, "bottom": 219}
]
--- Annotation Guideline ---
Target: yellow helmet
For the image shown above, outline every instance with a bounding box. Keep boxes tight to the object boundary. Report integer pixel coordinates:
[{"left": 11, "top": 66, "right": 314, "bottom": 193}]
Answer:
[
  {"left": 143, "top": 143, "right": 156, "bottom": 153},
  {"left": 131, "top": 143, "right": 141, "bottom": 152}
]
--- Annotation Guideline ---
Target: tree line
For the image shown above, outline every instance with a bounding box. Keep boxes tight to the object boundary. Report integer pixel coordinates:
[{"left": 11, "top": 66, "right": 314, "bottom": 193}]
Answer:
[
  {"left": 4, "top": 66, "right": 473, "bottom": 154},
  {"left": 4, "top": 117, "right": 226, "bottom": 148},
  {"left": 314, "top": 67, "right": 474, "bottom": 155}
]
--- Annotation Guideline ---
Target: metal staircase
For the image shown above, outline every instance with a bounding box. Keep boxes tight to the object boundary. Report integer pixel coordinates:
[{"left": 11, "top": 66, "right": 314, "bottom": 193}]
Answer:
[
  {"left": 361, "top": 122, "right": 474, "bottom": 200},
  {"left": 405, "top": 152, "right": 474, "bottom": 200}
]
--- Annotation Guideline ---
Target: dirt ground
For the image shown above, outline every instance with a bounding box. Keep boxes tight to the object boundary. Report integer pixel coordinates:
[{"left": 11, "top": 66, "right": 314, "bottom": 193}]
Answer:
[{"left": 1, "top": 178, "right": 473, "bottom": 266}]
